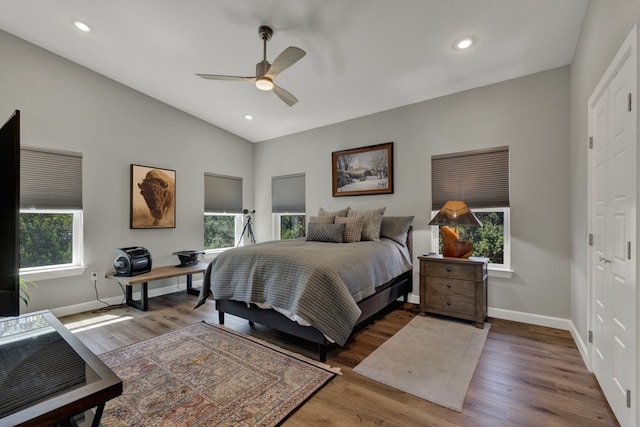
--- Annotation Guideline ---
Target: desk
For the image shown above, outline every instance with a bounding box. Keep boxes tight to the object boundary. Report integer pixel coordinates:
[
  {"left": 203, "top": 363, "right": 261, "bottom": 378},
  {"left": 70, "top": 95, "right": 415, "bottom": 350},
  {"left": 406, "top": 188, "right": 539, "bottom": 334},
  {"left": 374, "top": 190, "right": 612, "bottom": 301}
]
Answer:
[
  {"left": 106, "top": 262, "right": 208, "bottom": 311},
  {"left": 0, "top": 311, "right": 122, "bottom": 427}
]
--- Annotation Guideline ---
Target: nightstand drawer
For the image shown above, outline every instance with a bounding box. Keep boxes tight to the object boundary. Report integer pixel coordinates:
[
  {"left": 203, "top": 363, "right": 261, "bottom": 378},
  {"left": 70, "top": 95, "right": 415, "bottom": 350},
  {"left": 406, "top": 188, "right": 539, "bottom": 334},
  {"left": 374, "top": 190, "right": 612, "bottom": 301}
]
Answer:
[
  {"left": 427, "top": 277, "right": 475, "bottom": 298},
  {"left": 422, "top": 261, "right": 476, "bottom": 280},
  {"left": 425, "top": 293, "right": 475, "bottom": 320}
]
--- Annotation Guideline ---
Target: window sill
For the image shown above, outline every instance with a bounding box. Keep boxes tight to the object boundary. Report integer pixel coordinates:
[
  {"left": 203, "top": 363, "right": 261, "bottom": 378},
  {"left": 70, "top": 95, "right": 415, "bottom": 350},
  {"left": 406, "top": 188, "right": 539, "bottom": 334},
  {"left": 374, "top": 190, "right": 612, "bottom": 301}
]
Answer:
[
  {"left": 20, "top": 265, "right": 87, "bottom": 282},
  {"left": 488, "top": 267, "right": 514, "bottom": 279},
  {"left": 203, "top": 248, "right": 233, "bottom": 260}
]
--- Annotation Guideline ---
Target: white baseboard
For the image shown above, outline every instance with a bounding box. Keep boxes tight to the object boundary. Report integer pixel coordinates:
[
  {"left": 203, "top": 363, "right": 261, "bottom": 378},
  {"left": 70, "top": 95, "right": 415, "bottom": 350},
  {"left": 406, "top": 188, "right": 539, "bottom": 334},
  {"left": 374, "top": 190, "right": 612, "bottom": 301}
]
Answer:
[
  {"left": 407, "top": 293, "right": 420, "bottom": 305},
  {"left": 487, "top": 307, "right": 573, "bottom": 330},
  {"left": 51, "top": 279, "right": 203, "bottom": 318},
  {"left": 569, "top": 320, "right": 591, "bottom": 371}
]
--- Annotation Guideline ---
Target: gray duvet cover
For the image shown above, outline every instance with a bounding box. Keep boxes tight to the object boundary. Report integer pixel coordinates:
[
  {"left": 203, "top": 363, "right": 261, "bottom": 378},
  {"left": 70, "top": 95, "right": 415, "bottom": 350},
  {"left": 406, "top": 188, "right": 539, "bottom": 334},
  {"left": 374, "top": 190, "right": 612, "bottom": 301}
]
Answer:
[{"left": 196, "top": 238, "right": 412, "bottom": 345}]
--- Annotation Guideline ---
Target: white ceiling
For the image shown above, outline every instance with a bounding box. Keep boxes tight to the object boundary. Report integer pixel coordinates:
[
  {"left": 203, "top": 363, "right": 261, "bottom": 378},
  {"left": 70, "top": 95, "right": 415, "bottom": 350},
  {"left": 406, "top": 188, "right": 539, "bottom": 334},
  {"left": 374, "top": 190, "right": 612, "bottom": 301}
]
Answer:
[{"left": 0, "top": 0, "right": 589, "bottom": 143}]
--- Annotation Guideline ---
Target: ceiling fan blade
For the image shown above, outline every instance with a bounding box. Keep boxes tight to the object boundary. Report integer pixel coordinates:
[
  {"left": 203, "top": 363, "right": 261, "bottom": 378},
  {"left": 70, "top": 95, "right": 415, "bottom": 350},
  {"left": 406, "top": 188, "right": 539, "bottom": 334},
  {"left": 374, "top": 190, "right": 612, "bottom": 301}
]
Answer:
[
  {"left": 266, "top": 46, "right": 306, "bottom": 78},
  {"left": 272, "top": 84, "right": 298, "bottom": 106},
  {"left": 196, "top": 74, "right": 256, "bottom": 82}
]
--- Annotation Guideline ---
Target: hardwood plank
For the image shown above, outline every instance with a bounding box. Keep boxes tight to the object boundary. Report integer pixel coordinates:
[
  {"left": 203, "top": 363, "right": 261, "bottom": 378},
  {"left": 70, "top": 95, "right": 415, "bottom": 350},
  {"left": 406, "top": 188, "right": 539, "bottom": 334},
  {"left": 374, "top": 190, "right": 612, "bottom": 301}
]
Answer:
[{"left": 60, "top": 293, "right": 619, "bottom": 426}]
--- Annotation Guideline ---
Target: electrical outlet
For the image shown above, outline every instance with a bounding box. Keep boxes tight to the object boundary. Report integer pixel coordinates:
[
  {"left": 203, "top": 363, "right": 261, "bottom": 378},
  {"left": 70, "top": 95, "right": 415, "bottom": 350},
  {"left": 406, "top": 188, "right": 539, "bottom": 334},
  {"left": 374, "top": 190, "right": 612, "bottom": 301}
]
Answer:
[{"left": 91, "top": 272, "right": 98, "bottom": 281}]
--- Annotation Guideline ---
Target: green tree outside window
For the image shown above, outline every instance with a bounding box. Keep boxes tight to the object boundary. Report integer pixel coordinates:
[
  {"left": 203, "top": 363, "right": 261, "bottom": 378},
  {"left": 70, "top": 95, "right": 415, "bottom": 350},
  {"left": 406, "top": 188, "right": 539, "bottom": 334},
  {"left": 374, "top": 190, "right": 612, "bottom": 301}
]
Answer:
[
  {"left": 280, "top": 215, "right": 306, "bottom": 239},
  {"left": 20, "top": 213, "right": 73, "bottom": 268}
]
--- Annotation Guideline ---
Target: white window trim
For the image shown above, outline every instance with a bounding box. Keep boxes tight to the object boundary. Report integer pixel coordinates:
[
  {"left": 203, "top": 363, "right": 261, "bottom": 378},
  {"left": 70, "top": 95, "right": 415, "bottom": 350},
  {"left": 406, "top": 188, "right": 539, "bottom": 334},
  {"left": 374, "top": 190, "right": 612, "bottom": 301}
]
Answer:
[
  {"left": 19, "top": 209, "right": 86, "bottom": 281},
  {"left": 430, "top": 207, "right": 512, "bottom": 278},
  {"left": 203, "top": 212, "right": 243, "bottom": 257},
  {"left": 272, "top": 212, "right": 305, "bottom": 240}
]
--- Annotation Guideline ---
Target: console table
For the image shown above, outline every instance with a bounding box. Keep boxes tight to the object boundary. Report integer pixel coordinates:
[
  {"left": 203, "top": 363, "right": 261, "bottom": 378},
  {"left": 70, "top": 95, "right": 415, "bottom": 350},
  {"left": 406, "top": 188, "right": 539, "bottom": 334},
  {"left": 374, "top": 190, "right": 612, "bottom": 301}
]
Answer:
[
  {"left": 106, "top": 262, "right": 208, "bottom": 311},
  {"left": 0, "top": 310, "right": 122, "bottom": 426},
  {"left": 419, "top": 255, "right": 488, "bottom": 328}
]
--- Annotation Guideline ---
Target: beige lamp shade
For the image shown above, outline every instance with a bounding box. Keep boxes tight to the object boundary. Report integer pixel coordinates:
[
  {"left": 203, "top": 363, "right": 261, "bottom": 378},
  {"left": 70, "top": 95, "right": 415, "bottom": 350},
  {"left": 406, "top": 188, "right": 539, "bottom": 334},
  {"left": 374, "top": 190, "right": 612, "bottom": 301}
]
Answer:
[{"left": 428, "top": 200, "right": 483, "bottom": 227}]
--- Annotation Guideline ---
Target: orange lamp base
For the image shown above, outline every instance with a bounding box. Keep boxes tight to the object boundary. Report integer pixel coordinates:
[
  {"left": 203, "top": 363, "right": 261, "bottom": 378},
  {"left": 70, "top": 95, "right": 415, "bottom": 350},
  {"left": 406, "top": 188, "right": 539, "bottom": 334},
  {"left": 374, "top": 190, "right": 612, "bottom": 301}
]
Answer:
[{"left": 441, "top": 226, "right": 474, "bottom": 258}]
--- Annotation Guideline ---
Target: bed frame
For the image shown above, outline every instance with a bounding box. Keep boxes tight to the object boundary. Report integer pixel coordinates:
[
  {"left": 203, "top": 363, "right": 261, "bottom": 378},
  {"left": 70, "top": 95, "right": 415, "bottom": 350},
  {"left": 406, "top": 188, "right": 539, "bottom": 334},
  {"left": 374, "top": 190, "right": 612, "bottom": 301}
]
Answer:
[{"left": 216, "top": 227, "right": 414, "bottom": 362}]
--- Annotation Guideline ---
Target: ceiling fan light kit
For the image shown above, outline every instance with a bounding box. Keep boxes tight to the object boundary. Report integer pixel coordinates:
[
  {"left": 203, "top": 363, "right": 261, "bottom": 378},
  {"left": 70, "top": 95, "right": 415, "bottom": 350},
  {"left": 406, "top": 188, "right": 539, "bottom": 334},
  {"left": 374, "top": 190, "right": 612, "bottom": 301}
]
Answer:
[
  {"left": 197, "top": 25, "right": 305, "bottom": 106},
  {"left": 255, "top": 77, "right": 274, "bottom": 91}
]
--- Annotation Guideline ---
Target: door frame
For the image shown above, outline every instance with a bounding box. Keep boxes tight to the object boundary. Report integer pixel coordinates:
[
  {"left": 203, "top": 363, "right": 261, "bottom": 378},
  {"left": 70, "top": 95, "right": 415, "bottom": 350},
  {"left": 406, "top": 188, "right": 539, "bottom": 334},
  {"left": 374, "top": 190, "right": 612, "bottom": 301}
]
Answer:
[{"left": 587, "top": 24, "right": 638, "bottom": 426}]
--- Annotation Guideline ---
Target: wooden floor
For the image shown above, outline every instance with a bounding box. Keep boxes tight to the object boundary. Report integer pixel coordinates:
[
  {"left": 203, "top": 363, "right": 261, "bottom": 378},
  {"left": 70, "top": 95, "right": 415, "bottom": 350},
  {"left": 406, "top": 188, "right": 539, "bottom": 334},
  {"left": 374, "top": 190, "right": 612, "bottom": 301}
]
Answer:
[{"left": 60, "top": 292, "right": 619, "bottom": 427}]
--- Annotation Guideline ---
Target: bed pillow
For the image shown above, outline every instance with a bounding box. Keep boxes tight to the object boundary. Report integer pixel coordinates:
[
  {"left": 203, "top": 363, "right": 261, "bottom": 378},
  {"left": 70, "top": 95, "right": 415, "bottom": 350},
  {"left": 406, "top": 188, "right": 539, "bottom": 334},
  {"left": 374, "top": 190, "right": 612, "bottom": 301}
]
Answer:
[
  {"left": 306, "top": 223, "right": 345, "bottom": 243},
  {"left": 380, "top": 216, "right": 414, "bottom": 246},
  {"left": 335, "top": 216, "right": 365, "bottom": 243},
  {"left": 318, "top": 206, "right": 350, "bottom": 218},
  {"left": 347, "top": 207, "right": 386, "bottom": 241},
  {"left": 309, "top": 215, "right": 335, "bottom": 224}
]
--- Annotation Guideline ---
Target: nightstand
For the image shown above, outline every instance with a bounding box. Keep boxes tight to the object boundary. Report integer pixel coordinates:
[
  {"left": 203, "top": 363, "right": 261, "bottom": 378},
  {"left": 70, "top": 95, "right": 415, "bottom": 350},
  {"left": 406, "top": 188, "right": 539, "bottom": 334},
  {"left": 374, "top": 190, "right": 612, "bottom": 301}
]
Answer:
[{"left": 419, "top": 255, "right": 488, "bottom": 328}]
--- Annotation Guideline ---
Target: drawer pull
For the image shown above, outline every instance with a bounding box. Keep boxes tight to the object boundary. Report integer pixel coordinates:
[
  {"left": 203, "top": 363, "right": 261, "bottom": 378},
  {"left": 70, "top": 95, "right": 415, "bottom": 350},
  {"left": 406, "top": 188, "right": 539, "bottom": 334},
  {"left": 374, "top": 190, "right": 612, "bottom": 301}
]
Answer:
[
  {"left": 446, "top": 283, "right": 452, "bottom": 288},
  {"left": 446, "top": 268, "right": 452, "bottom": 272},
  {"left": 446, "top": 300, "right": 452, "bottom": 306}
]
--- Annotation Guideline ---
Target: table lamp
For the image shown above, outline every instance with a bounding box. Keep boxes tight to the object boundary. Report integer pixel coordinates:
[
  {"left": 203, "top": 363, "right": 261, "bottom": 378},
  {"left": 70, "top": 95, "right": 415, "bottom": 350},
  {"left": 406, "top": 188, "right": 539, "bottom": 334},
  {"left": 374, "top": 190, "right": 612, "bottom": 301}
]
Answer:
[{"left": 428, "top": 200, "right": 482, "bottom": 258}]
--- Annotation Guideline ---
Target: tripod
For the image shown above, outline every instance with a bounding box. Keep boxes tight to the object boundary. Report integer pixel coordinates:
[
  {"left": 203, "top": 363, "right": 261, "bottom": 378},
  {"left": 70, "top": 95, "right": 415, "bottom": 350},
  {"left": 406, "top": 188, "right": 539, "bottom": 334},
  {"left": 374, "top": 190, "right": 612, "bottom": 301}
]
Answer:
[{"left": 237, "top": 213, "right": 256, "bottom": 246}]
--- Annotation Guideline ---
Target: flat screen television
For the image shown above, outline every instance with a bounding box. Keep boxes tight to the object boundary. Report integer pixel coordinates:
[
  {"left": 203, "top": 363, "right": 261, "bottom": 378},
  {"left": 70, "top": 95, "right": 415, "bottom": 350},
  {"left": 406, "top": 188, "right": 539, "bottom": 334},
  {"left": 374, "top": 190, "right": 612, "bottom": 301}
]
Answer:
[{"left": 0, "top": 110, "right": 20, "bottom": 317}]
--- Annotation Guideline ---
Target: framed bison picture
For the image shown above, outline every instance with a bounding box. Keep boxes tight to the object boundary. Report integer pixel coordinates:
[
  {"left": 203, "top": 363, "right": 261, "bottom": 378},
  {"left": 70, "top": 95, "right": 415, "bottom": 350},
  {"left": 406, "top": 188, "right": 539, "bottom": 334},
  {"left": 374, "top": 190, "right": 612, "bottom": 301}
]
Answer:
[{"left": 130, "top": 164, "right": 176, "bottom": 229}]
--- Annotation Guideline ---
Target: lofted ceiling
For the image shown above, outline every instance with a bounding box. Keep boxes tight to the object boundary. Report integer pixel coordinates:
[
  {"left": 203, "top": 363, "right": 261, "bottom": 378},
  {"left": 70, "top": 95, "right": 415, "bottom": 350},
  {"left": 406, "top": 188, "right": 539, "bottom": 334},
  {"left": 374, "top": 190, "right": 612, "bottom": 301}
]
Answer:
[{"left": 0, "top": 0, "right": 589, "bottom": 143}]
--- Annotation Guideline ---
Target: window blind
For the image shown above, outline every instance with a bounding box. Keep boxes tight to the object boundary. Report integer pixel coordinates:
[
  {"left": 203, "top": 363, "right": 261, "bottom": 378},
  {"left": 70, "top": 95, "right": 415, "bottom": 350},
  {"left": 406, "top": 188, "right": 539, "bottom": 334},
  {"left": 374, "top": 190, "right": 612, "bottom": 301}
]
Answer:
[
  {"left": 431, "top": 146, "right": 509, "bottom": 210},
  {"left": 204, "top": 173, "right": 243, "bottom": 213},
  {"left": 272, "top": 173, "right": 305, "bottom": 213},
  {"left": 20, "top": 147, "right": 83, "bottom": 210}
]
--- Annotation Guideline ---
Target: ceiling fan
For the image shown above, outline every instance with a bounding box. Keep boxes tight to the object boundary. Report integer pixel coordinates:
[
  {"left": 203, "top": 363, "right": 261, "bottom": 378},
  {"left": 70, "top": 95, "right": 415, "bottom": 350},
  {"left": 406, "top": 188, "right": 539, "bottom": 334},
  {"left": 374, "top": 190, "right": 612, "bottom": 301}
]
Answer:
[{"left": 197, "top": 25, "right": 306, "bottom": 106}]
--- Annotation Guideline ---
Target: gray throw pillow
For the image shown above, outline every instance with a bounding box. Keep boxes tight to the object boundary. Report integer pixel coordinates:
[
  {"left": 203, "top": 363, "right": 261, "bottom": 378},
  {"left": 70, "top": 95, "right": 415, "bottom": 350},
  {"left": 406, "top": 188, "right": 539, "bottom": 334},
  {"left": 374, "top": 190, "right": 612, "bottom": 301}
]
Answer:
[
  {"left": 308, "top": 215, "right": 335, "bottom": 224},
  {"left": 318, "top": 206, "right": 350, "bottom": 218},
  {"left": 306, "top": 223, "right": 345, "bottom": 243},
  {"left": 380, "top": 216, "right": 414, "bottom": 245}
]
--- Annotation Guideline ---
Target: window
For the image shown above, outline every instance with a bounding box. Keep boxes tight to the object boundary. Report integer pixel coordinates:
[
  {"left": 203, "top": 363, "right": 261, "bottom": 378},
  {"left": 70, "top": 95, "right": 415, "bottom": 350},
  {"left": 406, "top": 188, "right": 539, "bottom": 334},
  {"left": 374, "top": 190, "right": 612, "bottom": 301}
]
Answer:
[
  {"left": 204, "top": 213, "right": 242, "bottom": 250},
  {"left": 431, "top": 207, "right": 510, "bottom": 270},
  {"left": 20, "top": 210, "right": 83, "bottom": 269},
  {"left": 273, "top": 214, "right": 306, "bottom": 240},
  {"left": 272, "top": 174, "right": 305, "bottom": 240},
  {"left": 20, "top": 147, "right": 84, "bottom": 276},
  {"left": 431, "top": 146, "right": 511, "bottom": 272},
  {"left": 204, "top": 174, "right": 243, "bottom": 251}
]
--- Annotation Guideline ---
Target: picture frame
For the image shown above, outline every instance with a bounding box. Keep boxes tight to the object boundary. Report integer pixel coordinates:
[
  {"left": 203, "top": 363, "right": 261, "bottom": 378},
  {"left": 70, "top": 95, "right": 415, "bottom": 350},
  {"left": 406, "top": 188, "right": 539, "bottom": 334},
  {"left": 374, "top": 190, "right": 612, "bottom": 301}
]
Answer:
[
  {"left": 130, "top": 164, "right": 176, "bottom": 229},
  {"left": 332, "top": 142, "right": 393, "bottom": 197}
]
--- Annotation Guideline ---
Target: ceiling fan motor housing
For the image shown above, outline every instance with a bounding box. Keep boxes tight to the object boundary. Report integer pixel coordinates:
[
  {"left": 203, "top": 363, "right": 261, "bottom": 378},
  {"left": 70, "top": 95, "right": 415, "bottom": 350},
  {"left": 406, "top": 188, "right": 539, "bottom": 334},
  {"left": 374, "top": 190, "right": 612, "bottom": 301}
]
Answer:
[{"left": 258, "top": 25, "right": 273, "bottom": 41}]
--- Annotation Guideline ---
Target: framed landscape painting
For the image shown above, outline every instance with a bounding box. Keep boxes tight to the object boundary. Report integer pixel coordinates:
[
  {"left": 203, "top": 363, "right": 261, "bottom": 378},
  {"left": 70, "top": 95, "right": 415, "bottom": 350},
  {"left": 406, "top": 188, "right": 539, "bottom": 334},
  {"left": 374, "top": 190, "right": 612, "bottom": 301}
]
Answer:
[
  {"left": 332, "top": 142, "right": 393, "bottom": 197},
  {"left": 130, "top": 164, "right": 176, "bottom": 229}
]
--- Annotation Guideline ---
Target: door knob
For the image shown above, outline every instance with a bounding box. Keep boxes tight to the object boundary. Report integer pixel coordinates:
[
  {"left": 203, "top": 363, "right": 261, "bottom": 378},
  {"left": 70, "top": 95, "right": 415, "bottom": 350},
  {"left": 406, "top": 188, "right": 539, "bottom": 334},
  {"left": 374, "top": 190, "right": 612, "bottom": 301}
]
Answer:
[{"left": 599, "top": 255, "right": 612, "bottom": 264}]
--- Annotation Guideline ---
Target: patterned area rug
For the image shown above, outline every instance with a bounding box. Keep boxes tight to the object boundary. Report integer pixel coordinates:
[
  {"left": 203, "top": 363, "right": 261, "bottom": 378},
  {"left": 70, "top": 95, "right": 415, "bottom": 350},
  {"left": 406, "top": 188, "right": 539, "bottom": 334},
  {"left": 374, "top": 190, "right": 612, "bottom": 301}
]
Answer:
[
  {"left": 353, "top": 315, "right": 489, "bottom": 412},
  {"left": 98, "top": 322, "right": 336, "bottom": 426}
]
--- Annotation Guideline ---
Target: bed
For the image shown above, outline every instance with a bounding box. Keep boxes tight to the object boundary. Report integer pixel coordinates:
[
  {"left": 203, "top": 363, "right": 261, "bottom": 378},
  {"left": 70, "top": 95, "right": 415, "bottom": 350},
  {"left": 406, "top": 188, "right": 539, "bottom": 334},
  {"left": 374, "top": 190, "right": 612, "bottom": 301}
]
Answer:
[{"left": 195, "top": 214, "right": 414, "bottom": 361}]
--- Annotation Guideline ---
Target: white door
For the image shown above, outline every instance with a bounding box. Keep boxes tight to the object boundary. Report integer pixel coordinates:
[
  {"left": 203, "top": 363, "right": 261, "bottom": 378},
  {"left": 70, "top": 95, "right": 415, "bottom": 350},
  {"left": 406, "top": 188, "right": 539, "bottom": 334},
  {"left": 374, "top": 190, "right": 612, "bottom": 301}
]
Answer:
[{"left": 589, "top": 30, "right": 637, "bottom": 427}]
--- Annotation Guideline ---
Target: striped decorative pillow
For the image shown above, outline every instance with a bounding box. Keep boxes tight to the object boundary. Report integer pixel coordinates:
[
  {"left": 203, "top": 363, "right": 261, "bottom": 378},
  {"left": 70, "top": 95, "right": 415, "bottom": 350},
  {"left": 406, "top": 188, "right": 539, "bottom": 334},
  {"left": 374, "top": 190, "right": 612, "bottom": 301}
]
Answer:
[
  {"left": 306, "top": 223, "right": 345, "bottom": 243},
  {"left": 347, "top": 207, "right": 386, "bottom": 241},
  {"left": 335, "top": 216, "right": 364, "bottom": 243}
]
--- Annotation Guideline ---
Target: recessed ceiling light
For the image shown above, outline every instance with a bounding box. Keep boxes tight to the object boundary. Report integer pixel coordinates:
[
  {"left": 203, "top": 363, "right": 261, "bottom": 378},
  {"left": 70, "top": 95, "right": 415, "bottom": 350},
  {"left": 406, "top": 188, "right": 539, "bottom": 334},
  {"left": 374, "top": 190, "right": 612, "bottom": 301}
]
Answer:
[
  {"left": 244, "top": 114, "right": 254, "bottom": 121},
  {"left": 454, "top": 37, "right": 474, "bottom": 50},
  {"left": 73, "top": 20, "right": 91, "bottom": 33}
]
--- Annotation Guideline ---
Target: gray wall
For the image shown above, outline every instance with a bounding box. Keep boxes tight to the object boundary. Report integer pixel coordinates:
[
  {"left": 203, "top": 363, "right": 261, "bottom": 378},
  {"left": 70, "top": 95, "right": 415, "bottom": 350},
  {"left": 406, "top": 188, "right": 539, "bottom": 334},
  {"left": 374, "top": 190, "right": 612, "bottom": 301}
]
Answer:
[
  {"left": 255, "top": 66, "right": 571, "bottom": 319},
  {"left": 0, "top": 29, "right": 254, "bottom": 312},
  {"left": 569, "top": 1, "right": 640, "bottom": 347}
]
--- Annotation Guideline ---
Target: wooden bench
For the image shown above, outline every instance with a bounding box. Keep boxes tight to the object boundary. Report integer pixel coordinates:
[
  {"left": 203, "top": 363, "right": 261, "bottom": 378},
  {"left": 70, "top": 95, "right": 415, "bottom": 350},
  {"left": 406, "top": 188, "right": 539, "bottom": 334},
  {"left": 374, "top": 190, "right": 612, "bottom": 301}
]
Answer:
[{"left": 105, "top": 262, "right": 208, "bottom": 311}]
